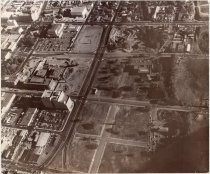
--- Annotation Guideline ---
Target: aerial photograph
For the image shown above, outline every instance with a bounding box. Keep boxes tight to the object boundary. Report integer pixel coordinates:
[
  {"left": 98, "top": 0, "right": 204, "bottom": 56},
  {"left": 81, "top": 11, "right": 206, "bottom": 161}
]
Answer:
[{"left": 0, "top": 0, "right": 209, "bottom": 174}]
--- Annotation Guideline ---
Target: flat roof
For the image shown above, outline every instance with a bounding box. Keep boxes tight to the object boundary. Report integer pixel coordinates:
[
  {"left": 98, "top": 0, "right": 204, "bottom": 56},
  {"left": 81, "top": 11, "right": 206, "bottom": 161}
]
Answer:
[
  {"left": 20, "top": 108, "right": 37, "bottom": 126},
  {"left": 71, "top": 6, "right": 86, "bottom": 13},
  {"left": 42, "top": 90, "right": 53, "bottom": 98},
  {"left": 36, "top": 69, "right": 47, "bottom": 77},
  {"left": 36, "top": 132, "right": 50, "bottom": 147},
  {"left": 1, "top": 93, "right": 16, "bottom": 109},
  {"left": 30, "top": 77, "right": 45, "bottom": 83}
]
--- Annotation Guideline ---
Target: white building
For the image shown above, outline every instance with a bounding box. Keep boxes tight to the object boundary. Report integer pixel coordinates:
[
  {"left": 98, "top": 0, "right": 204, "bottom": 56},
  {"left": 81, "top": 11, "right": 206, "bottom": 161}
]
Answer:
[
  {"left": 41, "top": 90, "right": 74, "bottom": 111},
  {"left": 1, "top": 93, "right": 16, "bottom": 115},
  {"left": 47, "top": 23, "right": 65, "bottom": 38},
  {"left": 71, "top": 6, "right": 88, "bottom": 18},
  {"left": 7, "top": 19, "right": 19, "bottom": 27},
  {"left": 36, "top": 132, "right": 50, "bottom": 147}
]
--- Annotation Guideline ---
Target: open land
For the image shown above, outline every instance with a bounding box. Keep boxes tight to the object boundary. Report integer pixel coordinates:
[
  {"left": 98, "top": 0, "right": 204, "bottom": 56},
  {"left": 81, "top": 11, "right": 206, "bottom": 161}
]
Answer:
[
  {"left": 160, "top": 56, "right": 208, "bottom": 106},
  {"left": 89, "top": 54, "right": 166, "bottom": 103},
  {"left": 76, "top": 101, "right": 110, "bottom": 135},
  {"left": 71, "top": 25, "right": 103, "bottom": 53}
]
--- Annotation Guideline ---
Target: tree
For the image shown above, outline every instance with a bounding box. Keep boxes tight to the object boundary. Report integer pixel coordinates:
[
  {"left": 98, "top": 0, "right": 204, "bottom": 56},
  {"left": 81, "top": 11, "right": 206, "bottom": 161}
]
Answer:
[
  {"left": 198, "top": 31, "right": 209, "bottom": 54},
  {"left": 63, "top": 9, "right": 71, "bottom": 17}
]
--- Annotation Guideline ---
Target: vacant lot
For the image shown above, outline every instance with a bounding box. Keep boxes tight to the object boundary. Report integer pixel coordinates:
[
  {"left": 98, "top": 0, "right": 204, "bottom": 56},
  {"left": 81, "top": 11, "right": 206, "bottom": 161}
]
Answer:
[
  {"left": 160, "top": 57, "right": 209, "bottom": 106},
  {"left": 71, "top": 25, "right": 103, "bottom": 53},
  {"left": 65, "top": 136, "right": 99, "bottom": 172},
  {"left": 77, "top": 102, "right": 110, "bottom": 135},
  {"left": 191, "top": 27, "right": 209, "bottom": 54},
  {"left": 48, "top": 136, "right": 99, "bottom": 172},
  {"left": 99, "top": 143, "right": 149, "bottom": 173},
  {"left": 107, "top": 26, "right": 167, "bottom": 54},
  {"left": 109, "top": 106, "right": 150, "bottom": 141},
  {"left": 173, "top": 59, "right": 208, "bottom": 106},
  {"left": 156, "top": 109, "right": 190, "bottom": 136},
  {"left": 90, "top": 56, "right": 165, "bottom": 101}
]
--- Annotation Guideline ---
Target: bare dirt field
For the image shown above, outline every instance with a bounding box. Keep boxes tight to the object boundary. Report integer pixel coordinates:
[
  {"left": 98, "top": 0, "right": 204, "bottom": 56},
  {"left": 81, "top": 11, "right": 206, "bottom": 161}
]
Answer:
[
  {"left": 71, "top": 25, "right": 103, "bottom": 53},
  {"left": 98, "top": 143, "right": 149, "bottom": 173},
  {"left": 76, "top": 101, "right": 110, "bottom": 135}
]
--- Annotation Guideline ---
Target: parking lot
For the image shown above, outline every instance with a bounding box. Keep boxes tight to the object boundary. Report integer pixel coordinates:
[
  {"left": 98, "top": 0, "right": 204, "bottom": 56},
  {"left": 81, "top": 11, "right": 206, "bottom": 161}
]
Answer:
[
  {"left": 35, "top": 25, "right": 81, "bottom": 53},
  {"left": 34, "top": 110, "right": 69, "bottom": 131},
  {"left": 71, "top": 25, "right": 103, "bottom": 53}
]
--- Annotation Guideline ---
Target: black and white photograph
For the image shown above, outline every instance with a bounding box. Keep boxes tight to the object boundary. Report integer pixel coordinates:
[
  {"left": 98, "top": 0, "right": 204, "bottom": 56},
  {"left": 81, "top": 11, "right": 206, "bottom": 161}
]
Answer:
[{"left": 0, "top": 0, "right": 209, "bottom": 173}]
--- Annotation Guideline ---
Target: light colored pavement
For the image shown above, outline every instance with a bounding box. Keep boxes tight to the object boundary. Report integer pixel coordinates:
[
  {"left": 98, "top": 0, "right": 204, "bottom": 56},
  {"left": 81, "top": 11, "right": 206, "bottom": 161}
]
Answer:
[
  {"left": 75, "top": 132, "right": 101, "bottom": 140},
  {"left": 71, "top": 25, "right": 103, "bottom": 54},
  {"left": 108, "top": 137, "right": 147, "bottom": 148},
  {"left": 89, "top": 105, "right": 119, "bottom": 173},
  {"left": 87, "top": 96, "right": 150, "bottom": 107}
]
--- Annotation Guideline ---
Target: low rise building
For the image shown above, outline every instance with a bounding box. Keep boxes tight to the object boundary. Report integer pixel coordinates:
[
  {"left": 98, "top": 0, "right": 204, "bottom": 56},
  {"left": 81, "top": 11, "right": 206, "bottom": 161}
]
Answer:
[
  {"left": 7, "top": 19, "right": 19, "bottom": 27},
  {"left": 36, "top": 132, "right": 50, "bottom": 148},
  {"left": 19, "top": 108, "right": 38, "bottom": 126},
  {"left": 5, "top": 26, "right": 24, "bottom": 34},
  {"left": 1, "top": 93, "right": 16, "bottom": 115},
  {"left": 47, "top": 23, "right": 65, "bottom": 38},
  {"left": 71, "top": 6, "right": 88, "bottom": 18}
]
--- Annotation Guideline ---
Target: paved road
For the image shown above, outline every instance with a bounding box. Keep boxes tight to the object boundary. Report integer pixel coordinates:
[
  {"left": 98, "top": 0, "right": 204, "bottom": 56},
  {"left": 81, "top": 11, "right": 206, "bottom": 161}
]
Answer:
[
  {"left": 108, "top": 137, "right": 147, "bottom": 148},
  {"left": 40, "top": 6, "right": 114, "bottom": 171},
  {"left": 89, "top": 105, "right": 119, "bottom": 173},
  {"left": 87, "top": 96, "right": 150, "bottom": 107},
  {"left": 1, "top": 88, "right": 43, "bottom": 96},
  {"left": 2, "top": 2, "right": 209, "bottom": 173},
  {"left": 55, "top": 21, "right": 208, "bottom": 26},
  {"left": 86, "top": 96, "right": 205, "bottom": 112}
]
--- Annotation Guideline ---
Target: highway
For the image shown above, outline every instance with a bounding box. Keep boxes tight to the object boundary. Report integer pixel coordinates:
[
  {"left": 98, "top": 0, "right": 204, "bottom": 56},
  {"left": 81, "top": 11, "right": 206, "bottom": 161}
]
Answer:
[
  {"left": 39, "top": 5, "right": 117, "bottom": 172},
  {"left": 40, "top": 5, "right": 120, "bottom": 172}
]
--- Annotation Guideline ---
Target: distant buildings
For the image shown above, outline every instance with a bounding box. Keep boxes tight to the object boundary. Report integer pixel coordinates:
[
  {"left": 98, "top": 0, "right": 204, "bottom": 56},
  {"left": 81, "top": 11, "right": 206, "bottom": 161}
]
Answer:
[
  {"left": 1, "top": 34, "right": 23, "bottom": 52},
  {"left": 1, "top": 0, "right": 44, "bottom": 24}
]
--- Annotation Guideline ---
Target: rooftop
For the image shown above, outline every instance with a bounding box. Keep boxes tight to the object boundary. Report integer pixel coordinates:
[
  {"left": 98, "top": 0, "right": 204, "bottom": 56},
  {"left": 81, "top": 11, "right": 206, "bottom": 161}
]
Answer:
[
  {"left": 36, "top": 132, "right": 50, "bottom": 147},
  {"left": 1, "top": 93, "right": 16, "bottom": 109}
]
